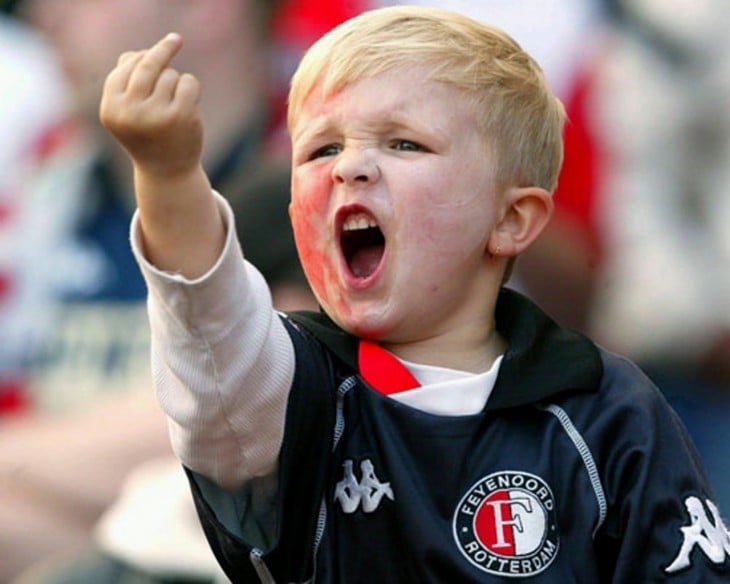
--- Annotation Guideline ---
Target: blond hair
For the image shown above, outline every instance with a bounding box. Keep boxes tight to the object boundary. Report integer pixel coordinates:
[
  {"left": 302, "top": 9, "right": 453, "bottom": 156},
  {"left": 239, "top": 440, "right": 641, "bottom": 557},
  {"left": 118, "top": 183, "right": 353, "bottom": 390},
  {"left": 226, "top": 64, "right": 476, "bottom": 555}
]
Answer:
[{"left": 288, "top": 5, "right": 566, "bottom": 192}]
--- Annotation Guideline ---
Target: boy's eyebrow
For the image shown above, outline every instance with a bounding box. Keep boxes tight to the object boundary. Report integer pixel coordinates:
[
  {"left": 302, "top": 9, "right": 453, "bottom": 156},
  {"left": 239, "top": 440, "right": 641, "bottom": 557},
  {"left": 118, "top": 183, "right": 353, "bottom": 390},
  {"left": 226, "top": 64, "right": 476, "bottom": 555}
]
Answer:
[
  {"left": 292, "top": 121, "right": 331, "bottom": 144},
  {"left": 293, "top": 113, "right": 443, "bottom": 145}
]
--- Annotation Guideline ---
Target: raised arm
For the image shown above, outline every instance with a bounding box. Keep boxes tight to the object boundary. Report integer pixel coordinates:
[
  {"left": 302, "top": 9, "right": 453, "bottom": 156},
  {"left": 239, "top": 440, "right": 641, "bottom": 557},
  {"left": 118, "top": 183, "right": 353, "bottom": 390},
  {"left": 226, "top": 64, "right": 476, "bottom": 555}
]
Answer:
[
  {"left": 99, "top": 35, "right": 296, "bottom": 490},
  {"left": 99, "top": 33, "right": 223, "bottom": 278}
]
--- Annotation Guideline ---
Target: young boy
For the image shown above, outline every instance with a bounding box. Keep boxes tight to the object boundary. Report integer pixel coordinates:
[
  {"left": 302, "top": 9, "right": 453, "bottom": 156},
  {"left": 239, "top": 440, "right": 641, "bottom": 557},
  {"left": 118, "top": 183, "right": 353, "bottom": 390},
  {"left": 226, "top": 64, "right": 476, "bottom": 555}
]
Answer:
[{"left": 100, "top": 6, "right": 730, "bottom": 582}]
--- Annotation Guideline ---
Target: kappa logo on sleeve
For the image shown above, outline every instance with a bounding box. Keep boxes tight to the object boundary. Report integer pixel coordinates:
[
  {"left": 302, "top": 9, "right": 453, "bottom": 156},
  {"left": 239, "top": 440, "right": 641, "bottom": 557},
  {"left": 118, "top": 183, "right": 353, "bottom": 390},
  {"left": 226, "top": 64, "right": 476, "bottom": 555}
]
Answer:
[
  {"left": 453, "top": 471, "right": 559, "bottom": 577},
  {"left": 665, "top": 496, "right": 730, "bottom": 573}
]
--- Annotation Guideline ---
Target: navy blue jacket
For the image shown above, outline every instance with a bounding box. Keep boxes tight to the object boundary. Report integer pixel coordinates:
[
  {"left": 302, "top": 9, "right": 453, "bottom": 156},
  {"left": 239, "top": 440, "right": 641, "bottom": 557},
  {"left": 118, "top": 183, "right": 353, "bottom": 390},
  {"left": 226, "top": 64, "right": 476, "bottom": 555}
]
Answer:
[{"left": 187, "top": 289, "right": 730, "bottom": 582}]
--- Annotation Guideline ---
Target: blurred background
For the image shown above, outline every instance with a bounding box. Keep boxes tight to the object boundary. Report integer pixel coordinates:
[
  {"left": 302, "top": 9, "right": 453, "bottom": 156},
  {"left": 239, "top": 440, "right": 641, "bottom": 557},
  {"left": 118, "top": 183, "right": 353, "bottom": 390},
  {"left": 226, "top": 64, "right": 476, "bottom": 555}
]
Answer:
[{"left": 1, "top": 0, "right": 728, "bottom": 582}]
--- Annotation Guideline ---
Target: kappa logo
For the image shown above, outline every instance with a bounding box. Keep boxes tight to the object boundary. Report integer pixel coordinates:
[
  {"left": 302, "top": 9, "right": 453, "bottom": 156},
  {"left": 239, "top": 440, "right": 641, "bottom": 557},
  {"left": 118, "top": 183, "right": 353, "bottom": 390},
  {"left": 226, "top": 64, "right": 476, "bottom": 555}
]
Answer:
[
  {"left": 334, "top": 459, "right": 394, "bottom": 514},
  {"left": 453, "top": 471, "right": 559, "bottom": 577},
  {"left": 665, "top": 496, "right": 730, "bottom": 573}
]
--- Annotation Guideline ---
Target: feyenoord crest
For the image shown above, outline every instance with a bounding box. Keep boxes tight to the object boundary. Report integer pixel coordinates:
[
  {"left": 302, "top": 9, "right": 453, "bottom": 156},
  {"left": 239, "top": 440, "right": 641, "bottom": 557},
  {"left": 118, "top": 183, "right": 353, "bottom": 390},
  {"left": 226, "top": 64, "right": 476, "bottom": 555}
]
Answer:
[{"left": 453, "top": 471, "right": 559, "bottom": 577}]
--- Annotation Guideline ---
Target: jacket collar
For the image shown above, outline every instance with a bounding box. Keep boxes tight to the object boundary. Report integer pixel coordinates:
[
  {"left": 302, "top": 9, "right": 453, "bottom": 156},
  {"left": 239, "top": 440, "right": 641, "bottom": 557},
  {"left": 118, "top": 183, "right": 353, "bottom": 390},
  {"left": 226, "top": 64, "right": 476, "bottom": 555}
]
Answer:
[{"left": 288, "top": 287, "right": 602, "bottom": 410}]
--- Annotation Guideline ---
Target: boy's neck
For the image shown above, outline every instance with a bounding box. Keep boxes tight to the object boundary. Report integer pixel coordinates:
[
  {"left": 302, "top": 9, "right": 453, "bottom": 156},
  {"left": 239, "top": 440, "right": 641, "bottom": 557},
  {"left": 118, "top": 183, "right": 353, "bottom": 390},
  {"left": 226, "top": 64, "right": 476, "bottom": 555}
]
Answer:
[{"left": 382, "top": 326, "right": 507, "bottom": 375}]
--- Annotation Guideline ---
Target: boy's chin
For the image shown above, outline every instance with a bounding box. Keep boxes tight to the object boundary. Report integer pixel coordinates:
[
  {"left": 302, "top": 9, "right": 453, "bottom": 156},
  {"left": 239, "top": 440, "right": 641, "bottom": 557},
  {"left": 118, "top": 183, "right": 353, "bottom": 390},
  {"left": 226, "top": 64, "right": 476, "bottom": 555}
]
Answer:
[{"left": 326, "top": 306, "right": 394, "bottom": 341}]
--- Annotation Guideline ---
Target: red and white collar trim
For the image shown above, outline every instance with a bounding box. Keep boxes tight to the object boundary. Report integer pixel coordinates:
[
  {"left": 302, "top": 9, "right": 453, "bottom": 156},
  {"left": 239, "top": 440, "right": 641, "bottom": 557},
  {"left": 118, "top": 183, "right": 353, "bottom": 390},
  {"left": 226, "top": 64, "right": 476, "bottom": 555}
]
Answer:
[{"left": 358, "top": 340, "right": 421, "bottom": 395}]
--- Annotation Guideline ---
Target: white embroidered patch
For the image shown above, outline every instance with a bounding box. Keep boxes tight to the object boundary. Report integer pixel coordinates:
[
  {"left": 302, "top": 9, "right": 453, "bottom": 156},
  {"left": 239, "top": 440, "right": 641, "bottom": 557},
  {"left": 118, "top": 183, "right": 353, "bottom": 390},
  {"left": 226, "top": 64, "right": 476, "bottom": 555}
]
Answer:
[
  {"left": 665, "top": 496, "right": 730, "bottom": 573},
  {"left": 334, "top": 459, "right": 394, "bottom": 514},
  {"left": 452, "top": 471, "right": 559, "bottom": 577}
]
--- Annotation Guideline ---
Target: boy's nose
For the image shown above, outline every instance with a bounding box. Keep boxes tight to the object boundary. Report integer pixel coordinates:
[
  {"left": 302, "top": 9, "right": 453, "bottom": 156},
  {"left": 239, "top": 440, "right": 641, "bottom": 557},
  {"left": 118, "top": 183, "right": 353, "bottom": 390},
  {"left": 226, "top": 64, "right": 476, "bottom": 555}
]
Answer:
[{"left": 332, "top": 149, "right": 381, "bottom": 185}]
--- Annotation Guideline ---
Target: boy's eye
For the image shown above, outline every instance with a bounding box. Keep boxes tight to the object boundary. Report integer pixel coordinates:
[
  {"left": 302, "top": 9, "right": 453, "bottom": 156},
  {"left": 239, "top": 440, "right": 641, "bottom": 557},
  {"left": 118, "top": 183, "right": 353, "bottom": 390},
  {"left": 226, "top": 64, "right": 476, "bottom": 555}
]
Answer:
[
  {"left": 391, "top": 139, "right": 423, "bottom": 152},
  {"left": 310, "top": 144, "right": 342, "bottom": 160}
]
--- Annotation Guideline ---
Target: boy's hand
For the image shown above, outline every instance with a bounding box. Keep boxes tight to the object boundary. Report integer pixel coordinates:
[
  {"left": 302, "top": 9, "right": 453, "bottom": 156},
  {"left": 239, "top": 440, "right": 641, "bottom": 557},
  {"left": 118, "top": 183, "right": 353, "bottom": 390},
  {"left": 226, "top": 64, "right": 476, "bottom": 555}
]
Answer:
[
  {"left": 99, "top": 33, "right": 202, "bottom": 179},
  {"left": 100, "top": 33, "right": 222, "bottom": 279}
]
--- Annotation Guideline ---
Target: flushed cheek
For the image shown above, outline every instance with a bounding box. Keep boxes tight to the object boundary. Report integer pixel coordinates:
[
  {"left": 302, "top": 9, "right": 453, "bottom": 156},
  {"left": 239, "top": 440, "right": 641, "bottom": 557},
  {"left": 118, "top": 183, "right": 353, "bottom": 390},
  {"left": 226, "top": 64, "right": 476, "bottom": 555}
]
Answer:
[
  {"left": 291, "top": 204, "right": 326, "bottom": 291},
  {"left": 407, "top": 206, "right": 474, "bottom": 252},
  {"left": 290, "top": 176, "right": 347, "bottom": 316}
]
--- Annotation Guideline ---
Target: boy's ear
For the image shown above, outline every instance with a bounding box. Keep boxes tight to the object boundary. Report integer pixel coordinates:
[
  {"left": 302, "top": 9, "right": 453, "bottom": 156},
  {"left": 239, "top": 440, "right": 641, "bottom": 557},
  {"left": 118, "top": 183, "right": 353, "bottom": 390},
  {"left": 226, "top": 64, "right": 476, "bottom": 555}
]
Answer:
[{"left": 487, "top": 186, "right": 554, "bottom": 257}]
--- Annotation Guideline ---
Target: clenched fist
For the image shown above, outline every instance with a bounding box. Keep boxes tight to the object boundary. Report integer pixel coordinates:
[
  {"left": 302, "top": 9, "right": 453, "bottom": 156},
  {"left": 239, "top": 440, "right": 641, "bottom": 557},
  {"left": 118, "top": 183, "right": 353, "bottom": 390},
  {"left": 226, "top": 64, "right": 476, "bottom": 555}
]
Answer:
[{"left": 100, "top": 33, "right": 203, "bottom": 179}]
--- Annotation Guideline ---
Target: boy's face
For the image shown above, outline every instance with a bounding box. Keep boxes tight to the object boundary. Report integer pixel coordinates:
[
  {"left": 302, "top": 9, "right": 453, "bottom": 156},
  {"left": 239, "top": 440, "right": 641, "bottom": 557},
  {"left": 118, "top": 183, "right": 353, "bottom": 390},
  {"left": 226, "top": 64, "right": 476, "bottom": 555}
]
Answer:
[{"left": 290, "top": 65, "right": 502, "bottom": 342}]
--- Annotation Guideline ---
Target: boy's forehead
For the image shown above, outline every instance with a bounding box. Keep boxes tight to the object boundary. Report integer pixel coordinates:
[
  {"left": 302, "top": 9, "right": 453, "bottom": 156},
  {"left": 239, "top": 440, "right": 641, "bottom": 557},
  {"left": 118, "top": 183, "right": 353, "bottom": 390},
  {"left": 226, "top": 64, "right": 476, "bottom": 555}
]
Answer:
[{"left": 296, "top": 65, "right": 469, "bottom": 126}]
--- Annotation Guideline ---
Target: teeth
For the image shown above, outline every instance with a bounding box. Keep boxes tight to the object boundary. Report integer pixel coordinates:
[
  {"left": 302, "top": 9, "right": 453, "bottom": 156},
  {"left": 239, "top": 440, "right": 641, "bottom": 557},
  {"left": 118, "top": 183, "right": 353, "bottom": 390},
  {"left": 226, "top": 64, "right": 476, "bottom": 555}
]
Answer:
[{"left": 342, "top": 213, "right": 377, "bottom": 232}]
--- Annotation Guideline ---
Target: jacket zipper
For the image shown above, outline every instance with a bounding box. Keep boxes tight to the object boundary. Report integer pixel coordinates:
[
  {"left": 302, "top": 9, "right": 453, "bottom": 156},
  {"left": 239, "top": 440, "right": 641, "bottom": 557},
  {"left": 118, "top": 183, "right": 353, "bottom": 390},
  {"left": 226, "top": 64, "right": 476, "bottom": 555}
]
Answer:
[
  {"left": 309, "top": 376, "right": 357, "bottom": 583},
  {"left": 250, "top": 547, "right": 276, "bottom": 583}
]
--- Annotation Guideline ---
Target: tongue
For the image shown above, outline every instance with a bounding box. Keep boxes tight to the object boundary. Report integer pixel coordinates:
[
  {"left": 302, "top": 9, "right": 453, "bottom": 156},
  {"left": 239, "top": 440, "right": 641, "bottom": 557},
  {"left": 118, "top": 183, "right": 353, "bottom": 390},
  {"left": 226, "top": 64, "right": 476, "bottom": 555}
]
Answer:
[{"left": 350, "top": 246, "right": 383, "bottom": 278}]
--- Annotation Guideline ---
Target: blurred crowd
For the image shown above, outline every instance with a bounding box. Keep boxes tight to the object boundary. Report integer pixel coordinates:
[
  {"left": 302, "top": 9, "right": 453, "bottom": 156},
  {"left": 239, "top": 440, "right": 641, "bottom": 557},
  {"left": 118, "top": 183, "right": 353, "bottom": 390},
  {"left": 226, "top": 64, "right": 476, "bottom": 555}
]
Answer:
[{"left": 1, "top": 0, "right": 728, "bottom": 582}]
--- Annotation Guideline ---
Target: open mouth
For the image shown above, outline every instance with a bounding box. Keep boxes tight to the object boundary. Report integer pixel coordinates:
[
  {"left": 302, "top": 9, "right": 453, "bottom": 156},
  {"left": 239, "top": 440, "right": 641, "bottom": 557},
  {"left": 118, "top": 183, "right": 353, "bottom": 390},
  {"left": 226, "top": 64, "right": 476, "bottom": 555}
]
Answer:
[{"left": 340, "top": 212, "right": 385, "bottom": 279}]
